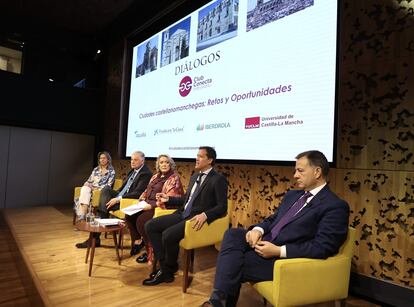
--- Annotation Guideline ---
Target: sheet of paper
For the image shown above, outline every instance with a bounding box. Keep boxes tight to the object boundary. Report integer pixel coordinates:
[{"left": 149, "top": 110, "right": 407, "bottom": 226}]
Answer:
[
  {"left": 95, "top": 218, "right": 122, "bottom": 226},
  {"left": 121, "top": 200, "right": 148, "bottom": 216}
]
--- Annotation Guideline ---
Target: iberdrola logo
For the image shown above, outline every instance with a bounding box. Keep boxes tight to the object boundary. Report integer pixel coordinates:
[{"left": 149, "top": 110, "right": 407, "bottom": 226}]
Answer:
[{"left": 196, "top": 124, "right": 204, "bottom": 131}]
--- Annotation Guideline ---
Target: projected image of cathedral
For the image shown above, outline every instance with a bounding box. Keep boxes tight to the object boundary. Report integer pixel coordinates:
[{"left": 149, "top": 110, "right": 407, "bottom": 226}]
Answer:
[
  {"left": 196, "top": 0, "right": 239, "bottom": 52},
  {"left": 161, "top": 17, "right": 190, "bottom": 67},
  {"left": 247, "top": 0, "right": 314, "bottom": 32},
  {"left": 136, "top": 38, "right": 158, "bottom": 78}
]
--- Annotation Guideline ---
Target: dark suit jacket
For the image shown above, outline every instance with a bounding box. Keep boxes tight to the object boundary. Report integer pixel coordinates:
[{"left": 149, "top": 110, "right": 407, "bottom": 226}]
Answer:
[
  {"left": 168, "top": 169, "right": 228, "bottom": 224},
  {"left": 118, "top": 164, "right": 152, "bottom": 199},
  {"left": 256, "top": 185, "right": 349, "bottom": 259}
]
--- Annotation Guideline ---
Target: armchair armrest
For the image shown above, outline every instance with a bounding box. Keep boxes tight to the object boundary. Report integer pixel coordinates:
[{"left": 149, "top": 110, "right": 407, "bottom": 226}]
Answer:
[
  {"left": 180, "top": 214, "right": 230, "bottom": 249},
  {"left": 154, "top": 207, "right": 175, "bottom": 218},
  {"left": 272, "top": 256, "right": 352, "bottom": 306},
  {"left": 109, "top": 198, "right": 138, "bottom": 219},
  {"left": 120, "top": 198, "right": 138, "bottom": 210},
  {"left": 74, "top": 187, "right": 81, "bottom": 200},
  {"left": 91, "top": 190, "right": 101, "bottom": 207}
]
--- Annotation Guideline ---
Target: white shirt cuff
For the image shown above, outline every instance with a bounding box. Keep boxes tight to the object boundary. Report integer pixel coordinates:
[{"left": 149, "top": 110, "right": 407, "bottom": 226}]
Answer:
[
  {"left": 253, "top": 226, "right": 264, "bottom": 235},
  {"left": 253, "top": 227, "right": 286, "bottom": 257},
  {"left": 280, "top": 245, "right": 287, "bottom": 258}
]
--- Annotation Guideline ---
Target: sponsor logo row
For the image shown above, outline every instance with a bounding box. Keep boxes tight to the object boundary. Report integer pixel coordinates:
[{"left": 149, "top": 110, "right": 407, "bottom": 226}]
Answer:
[
  {"left": 134, "top": 122, "right": 230, "bottom": 137},
  {"left": 134, "top": 116, "right": 302, "bottom": 137}
]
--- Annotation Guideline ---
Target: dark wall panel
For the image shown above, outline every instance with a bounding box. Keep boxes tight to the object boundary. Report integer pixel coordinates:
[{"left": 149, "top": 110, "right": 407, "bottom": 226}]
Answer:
[{"left": 0, "top": 71, "right": 102, "bottom": 135}]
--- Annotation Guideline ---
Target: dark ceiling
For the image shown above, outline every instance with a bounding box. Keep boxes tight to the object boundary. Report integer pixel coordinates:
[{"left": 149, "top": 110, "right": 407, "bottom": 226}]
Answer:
[
  {"left": 0, "top": 0, "right": 199, "bottom": 86},
  {"left": 0, "top": 0, "right": 183, "bottom": 47},
  {"left": 0, "top": 0, "right": 135, "bottom": 35}
]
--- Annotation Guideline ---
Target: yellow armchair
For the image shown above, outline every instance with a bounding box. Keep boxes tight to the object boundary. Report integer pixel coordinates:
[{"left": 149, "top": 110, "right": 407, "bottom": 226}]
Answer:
[
  {"left": 109, "top": 197, "right": 137, "bottom": 219},
  {"left": 252, "top": 227, "right": 356, "bottom": 307},
  {"left": 153, "top": 207, "right": 176, "bottom": 218},
  {"left": 73, "top": 179, "right": 123, "bottom": 224},
  {"left": 153, "top": 200, "right": 233, "bottom": 293}
]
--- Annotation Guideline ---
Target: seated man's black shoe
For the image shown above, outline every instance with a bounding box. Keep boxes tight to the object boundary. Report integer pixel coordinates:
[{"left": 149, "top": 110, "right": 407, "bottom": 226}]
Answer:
[
  {"left": 204, "top": 299, "right": 225, "bottom": 307},
  {"left": 142, "top": 270, "right": 174, "bottom": 286},
  {"left": 149, "top": 268, "right": 161, "bottom": 279},
  {"left": 130, "top": 241, "right": 145, "bottom": 256},
  {"left": 75, "top": 238, "right": 100, "bottom": 248},
  {"left": 205, "top": 289, "right": 227, "bottom": 307},
  {"left": 148, "top": 265, "right": 178, "bottom": 279},
  {"left": 136, "top": 252, "right": 148, "bottom": 263}
]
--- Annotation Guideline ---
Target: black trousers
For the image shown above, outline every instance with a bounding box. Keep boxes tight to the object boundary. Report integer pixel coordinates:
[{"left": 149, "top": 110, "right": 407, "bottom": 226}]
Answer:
[
  {"left": 97, "top": 186, "right": 119, "bottom": 218},
  {"left": 213, "top": 228, "right": 276, "bottom": 304},
  {"left": 145, "top": 212, "right": 187, "bottom": 276}
]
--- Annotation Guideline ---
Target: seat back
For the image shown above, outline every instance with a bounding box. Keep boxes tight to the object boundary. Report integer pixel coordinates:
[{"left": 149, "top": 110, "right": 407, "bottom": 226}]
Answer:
[
  {"left": 113, "top": 178, "right": 123, "bottom": 190},
  {"left": 338, "top": 227, "right": 355, "bottom": 258}
]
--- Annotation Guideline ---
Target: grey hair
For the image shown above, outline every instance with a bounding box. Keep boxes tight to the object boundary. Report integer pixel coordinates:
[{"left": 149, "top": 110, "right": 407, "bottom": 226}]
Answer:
[
  {"left": 131, "top": 151, "right": 145, "bottom": 160},
  {"left": 155, "top": 154, "right": 176, "bottom": 173}
]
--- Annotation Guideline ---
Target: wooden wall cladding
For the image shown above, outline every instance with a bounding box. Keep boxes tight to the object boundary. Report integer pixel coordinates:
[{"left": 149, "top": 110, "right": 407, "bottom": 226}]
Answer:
[
  {"left": 337, "top": 0, "right": 414, "bottom": 288},
  {"left": 339, "top": 0, "right": 414, "bottom": 171},
  {"left": 338, "top": 55, "right": 414, "bottom": 171},
  {"left": 333, "top": 169, "right": 414, "bottom": 288}
]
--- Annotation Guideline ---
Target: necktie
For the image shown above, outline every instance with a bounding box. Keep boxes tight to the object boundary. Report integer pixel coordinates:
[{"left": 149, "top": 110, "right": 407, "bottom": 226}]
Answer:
[
  {"left": 182, "top": 173, "right": 206, "bottom": 219},
  {"left": 118, "top": 171, "right": 137, "bottom": 197},
  {"left": 263, "top": 191, "right": 312, "bottom": 241}
]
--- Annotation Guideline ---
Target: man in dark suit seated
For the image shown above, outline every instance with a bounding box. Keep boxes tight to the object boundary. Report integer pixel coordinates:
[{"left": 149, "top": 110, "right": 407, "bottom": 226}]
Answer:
[
  {"left": 202, "top": 150, "right": 350, "bottom": 307},
  {"left": 142, "top": 146, "right": 228, "bottom": 286},
  {"left": 76, "top": 150, "right": 152, "bottom": 248}
]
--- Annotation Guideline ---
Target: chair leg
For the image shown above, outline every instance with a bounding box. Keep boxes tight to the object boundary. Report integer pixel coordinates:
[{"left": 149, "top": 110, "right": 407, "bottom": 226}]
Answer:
[
  {"left": 182, "top": 249, "right": 191, "bottom": 293},
  {"left": 190, "top": 249, "right": 195, "bottom": 273},
  {"left": 334, "top": 299, "right": 346, "bottom": 307}
]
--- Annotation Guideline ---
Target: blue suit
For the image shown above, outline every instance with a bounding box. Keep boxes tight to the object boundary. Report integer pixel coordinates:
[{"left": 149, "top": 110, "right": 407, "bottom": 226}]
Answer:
[{"left": 213, "top": 185, "right": 349, "bottom": 303}]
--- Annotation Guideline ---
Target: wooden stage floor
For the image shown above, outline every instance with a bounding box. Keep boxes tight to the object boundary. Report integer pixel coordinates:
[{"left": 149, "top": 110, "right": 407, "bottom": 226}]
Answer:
[
  {"left": 1, "top": 206, "right": 380, "bottom": 307},
  {"left": 1, "top": 206, "right": 265, "bottom": 307}
]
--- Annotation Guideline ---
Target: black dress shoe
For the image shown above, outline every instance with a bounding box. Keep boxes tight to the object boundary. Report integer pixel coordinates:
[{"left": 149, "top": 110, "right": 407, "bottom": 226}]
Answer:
[
  {"left": 130, "top": 241, "right": 145, "bottom": 256},
  {"left": 142, "top": 270, "right": 174, "bottom": 286},
  {"left": 201, "top": 300, "right": 225, "bottom": 307},
  {"left": 136, "top": 253, "right": 148, "bottom": 263},
  {"left": 149, "top": 268, "right": 161, "bottom": 279},
  {"left": 75, "top": 238, "right": 100, "bottom": 248}
]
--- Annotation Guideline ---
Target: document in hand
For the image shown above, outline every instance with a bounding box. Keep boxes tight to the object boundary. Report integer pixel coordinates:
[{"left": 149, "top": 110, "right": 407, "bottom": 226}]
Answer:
[{"left": 121, "top": 200, "right": 149, "bottom": 216}]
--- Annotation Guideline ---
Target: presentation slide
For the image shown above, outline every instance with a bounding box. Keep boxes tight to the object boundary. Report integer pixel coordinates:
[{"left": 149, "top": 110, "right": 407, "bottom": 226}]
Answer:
[{"left": 125, "top": 0, "right": 338, "bottom": 162}]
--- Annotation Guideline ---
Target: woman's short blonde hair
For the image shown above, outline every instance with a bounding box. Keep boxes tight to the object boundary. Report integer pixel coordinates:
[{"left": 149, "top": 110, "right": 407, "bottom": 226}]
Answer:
[{"left": 155, "top": 154, "right": 176, "bottom": 173}]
